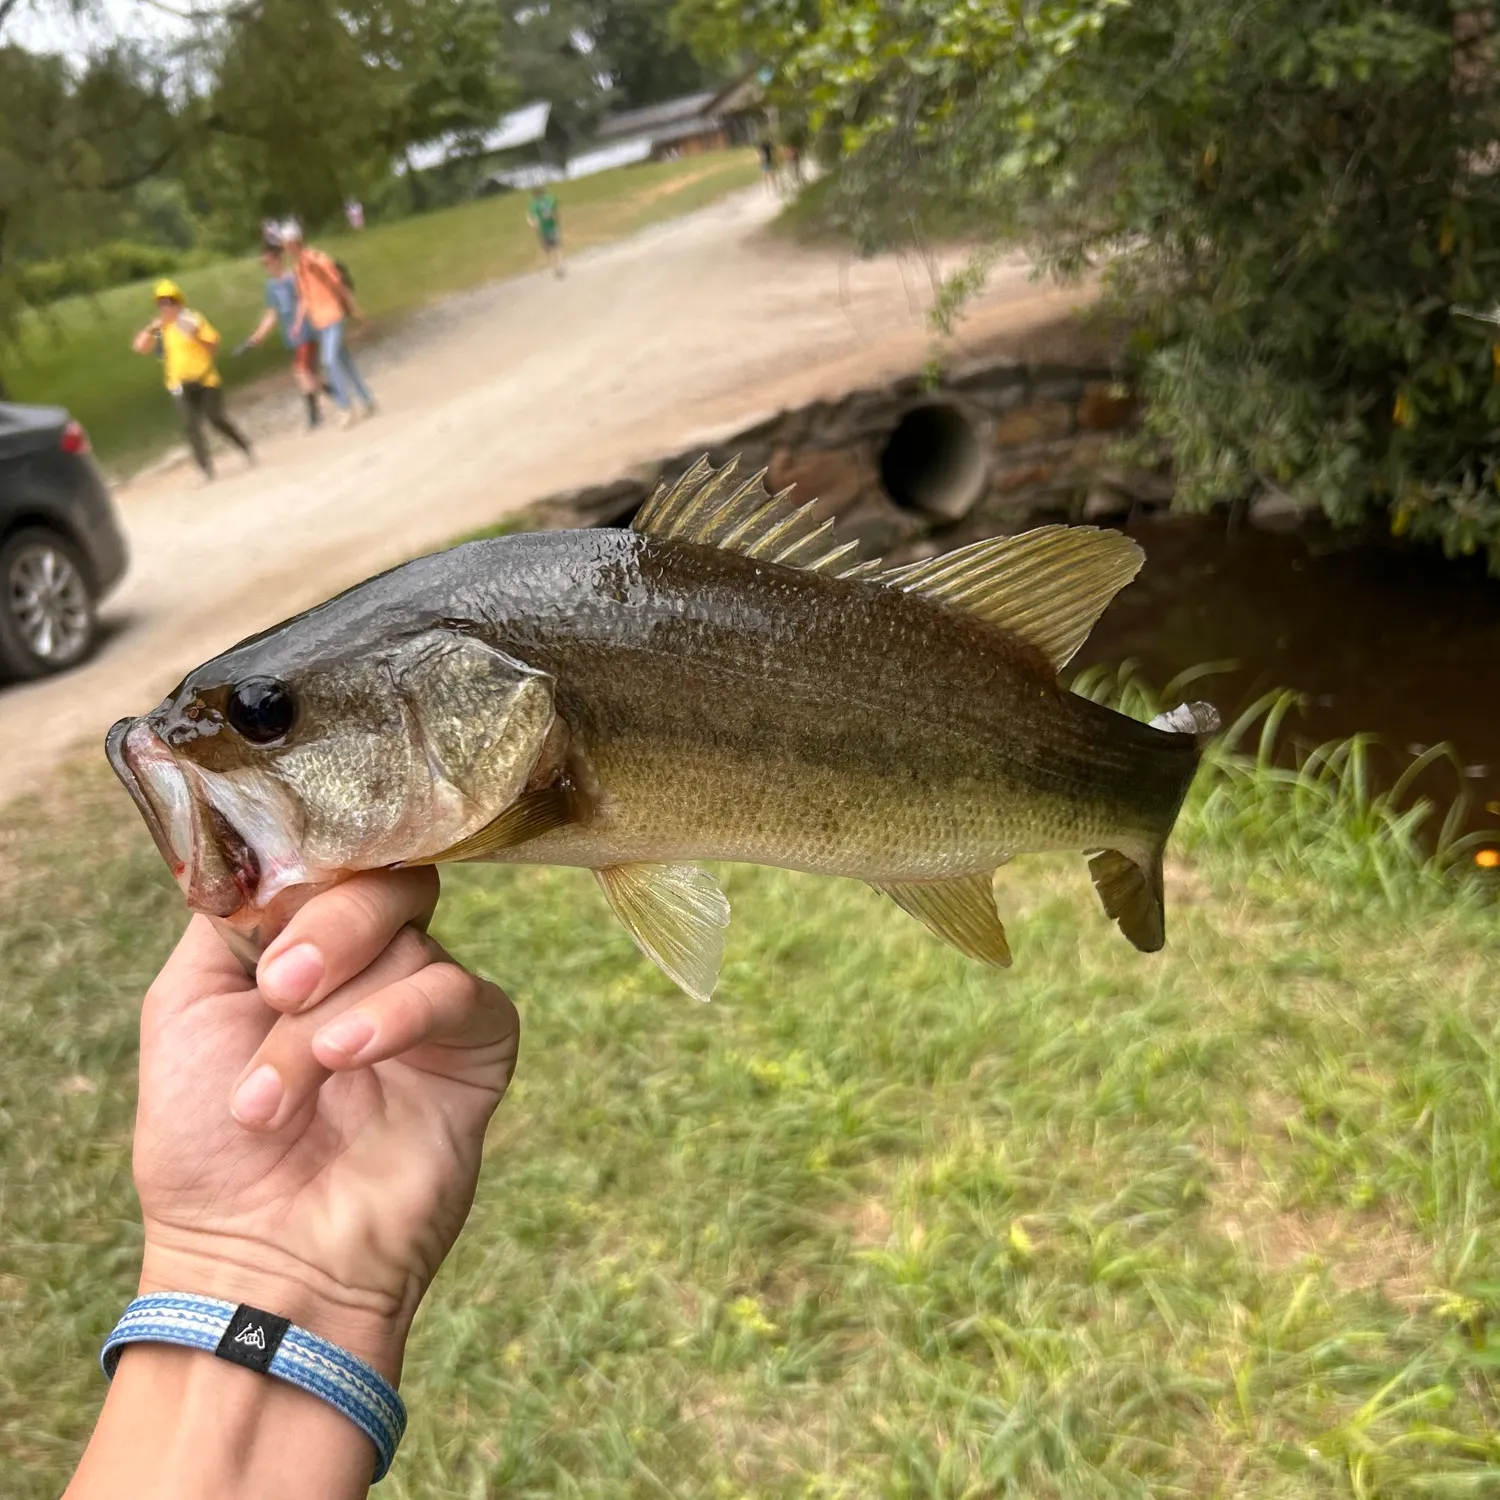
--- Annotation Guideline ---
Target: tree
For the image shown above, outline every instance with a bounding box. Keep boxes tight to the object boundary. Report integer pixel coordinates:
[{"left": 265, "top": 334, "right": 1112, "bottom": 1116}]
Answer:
[
  {"left": 0, "top": 35, "right": 178, "bottom": 348},
  {"left": 593, "top": 0, "right": 713, "bottom": 108},
  {"left": 682, "top": 0, "right": 1500, "bottom": 572},
  {"left": 188, "top": 0, "right": 510, "bottom": 237},
  {"left": 496, "top": 0, "right": 609, "bottom": 152}
]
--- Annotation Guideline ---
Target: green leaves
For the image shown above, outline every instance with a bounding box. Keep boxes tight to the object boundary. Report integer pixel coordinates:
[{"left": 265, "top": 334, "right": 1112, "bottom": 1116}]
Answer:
[{"left": 690, "top": 0, "right": 1500, "bottom": 571}]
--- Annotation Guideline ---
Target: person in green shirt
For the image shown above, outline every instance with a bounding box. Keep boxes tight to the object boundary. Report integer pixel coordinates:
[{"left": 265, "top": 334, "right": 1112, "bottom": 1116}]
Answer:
[{"left": 527, "top": 186, "right": 564, "bottom": 278}]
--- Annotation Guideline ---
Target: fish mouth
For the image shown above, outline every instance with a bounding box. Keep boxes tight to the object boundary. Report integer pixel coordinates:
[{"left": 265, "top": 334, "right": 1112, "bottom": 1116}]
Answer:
[{"left": 106, "top": 717, "right": 259, "bottom": 917}]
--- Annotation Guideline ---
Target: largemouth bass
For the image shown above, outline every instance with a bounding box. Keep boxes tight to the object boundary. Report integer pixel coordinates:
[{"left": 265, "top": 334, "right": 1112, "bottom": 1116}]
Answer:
[{"left": 107, "top": 457, "right": 1217, "bottom": 999}]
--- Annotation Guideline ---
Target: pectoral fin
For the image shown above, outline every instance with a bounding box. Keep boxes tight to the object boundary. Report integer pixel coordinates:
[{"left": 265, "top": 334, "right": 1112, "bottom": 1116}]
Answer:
[
  {"left": 412, "top": 787, "right": 573, "bottom": 865},
  {"left": 595, "top": 862, "right": 731, "bottom": 1001},
  {"left": 870, "top": 872, "right": 1013, "bottom": 967}
]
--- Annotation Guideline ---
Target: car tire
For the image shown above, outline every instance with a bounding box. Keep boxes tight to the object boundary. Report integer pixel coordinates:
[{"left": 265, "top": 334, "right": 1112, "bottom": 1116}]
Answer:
[{"left": 0, "top": 527, "right": 99, "bottom": 681}]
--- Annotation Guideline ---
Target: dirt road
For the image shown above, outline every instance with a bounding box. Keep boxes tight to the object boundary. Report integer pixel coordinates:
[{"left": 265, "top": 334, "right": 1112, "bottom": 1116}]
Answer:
[{"left": 0, "top": 188, "right": 1092, "bottom": 808}]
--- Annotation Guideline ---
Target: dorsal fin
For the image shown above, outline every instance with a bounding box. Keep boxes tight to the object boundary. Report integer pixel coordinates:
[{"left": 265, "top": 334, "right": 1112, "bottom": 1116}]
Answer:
[
  {"left": 633, "top": 460, "right": 1143, "bottom": 665},
  {"left": 632, "top": 455, "right": 880, "bottom": 578},
  {"left": 880, "top": 527, "right": 1144, "bottom": 671}
]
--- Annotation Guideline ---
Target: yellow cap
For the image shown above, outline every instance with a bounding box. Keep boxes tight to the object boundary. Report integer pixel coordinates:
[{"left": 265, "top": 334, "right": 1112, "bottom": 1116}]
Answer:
[{"left": 153, "top": 278, "right": 183, "bottom": 302}]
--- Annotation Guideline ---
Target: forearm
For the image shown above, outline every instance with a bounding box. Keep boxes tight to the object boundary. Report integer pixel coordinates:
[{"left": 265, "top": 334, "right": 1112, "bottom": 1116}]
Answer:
[
  {"left": 67, "top": 1241, "right": 412, "bottom": 1500},
  {"left": 66, "top": 1344, "right": 377, "bottom": 1500}
]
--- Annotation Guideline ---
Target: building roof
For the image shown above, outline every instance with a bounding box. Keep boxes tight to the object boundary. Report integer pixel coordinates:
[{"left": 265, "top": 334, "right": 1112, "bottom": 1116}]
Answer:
[
  {"left": 405, "top": 100, "right": 552, "bottom": 173},
  {"left": 710, "top": 77, "right": 764, "bottom": 116},
  {"left": 594, "top": 90, "right": 720, "bottom": 143},
  {"left": 487, "top": 137, "right": 653, "bottom": 192}
]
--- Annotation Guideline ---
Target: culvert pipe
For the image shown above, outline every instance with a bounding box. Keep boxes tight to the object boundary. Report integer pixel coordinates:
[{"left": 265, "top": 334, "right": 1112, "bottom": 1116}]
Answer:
[{"left": 877, "top": 401, "right": 987, "bottom": 519}]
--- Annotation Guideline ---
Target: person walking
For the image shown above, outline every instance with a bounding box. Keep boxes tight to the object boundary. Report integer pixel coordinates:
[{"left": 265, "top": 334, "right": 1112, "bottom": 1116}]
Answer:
[
  {"left": 241, "top": 227, "right": 323, "bottom": 431},
  {"left": 757, "top": 135, "right": 778, "bottom": 194},
  {"left": 131, "top": 279, "right": 254, "bottom": 481},
  {"left": 284, "top": 219, "right": 375, "bottom": 429},
  {"left": 527, "top": 186, "right": 565, "bottom": 278}
]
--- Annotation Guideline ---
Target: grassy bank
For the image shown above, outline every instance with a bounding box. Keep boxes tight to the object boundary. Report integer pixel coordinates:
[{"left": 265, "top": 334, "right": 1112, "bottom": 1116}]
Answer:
[
  {"left": 7, "top": 151, "right": 759, "bottom": 473},
  {"left": 772, "top": 169, "right": 996, "bottom": 252},
  {"left": 3, "top": 683, "right": 1498, "bottom": 1496}
]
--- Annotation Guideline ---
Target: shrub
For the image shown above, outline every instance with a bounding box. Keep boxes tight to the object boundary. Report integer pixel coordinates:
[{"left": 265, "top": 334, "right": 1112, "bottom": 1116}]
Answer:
[{"left": 17, "top": 241, "right": 186, "bottom": 306}]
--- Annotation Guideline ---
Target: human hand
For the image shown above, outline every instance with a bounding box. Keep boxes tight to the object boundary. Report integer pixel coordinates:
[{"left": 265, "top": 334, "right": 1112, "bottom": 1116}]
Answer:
[{"left": 132, "top": 869, "right": 519, "bottom": 1379}]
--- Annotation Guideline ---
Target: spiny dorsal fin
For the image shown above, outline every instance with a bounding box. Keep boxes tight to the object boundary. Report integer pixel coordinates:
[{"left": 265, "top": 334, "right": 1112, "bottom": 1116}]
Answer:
[
  {"left": 632, "top": 455, "right": 875, "bottom": 578},
  {"left": 881, "top": 527, "right": 1144, "bottom": 671},
  {"left": 595, "top": 862, "right": 731, "bottom": 1001},
  {"left": 869, "top": 872, "right": 1013, "bottom": 967}
]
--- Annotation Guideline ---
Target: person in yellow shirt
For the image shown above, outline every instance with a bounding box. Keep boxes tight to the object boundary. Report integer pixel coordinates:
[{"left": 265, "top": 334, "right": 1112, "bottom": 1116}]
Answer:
[{"left": 131, "top": 280, "right": 254, "bottom": 481}]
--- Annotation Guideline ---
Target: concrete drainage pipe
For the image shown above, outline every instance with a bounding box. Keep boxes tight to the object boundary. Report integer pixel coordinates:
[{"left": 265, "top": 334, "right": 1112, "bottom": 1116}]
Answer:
[{"left": 877, "top": 402, "right": 987, "bottom": 520}]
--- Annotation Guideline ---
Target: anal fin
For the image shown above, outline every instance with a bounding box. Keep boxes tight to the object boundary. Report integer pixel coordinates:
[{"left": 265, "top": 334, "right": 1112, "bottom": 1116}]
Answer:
[
  {"left": 596, "top": 862, "right": 730, "bottom": 1002},
  {"left": 1088, "top": 849, "right": 1165, "bottom": 952},
  {"left": 413, "top": 786, "right": 573, "bottom": 865},
  {"left": 870, "top": 872, "right": 1012, "bottom": 967}
]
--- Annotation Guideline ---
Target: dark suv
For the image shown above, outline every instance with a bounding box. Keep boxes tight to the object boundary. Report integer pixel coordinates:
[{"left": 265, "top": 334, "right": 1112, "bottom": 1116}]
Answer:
[{"left": 0, "top": 401, "right": 128, "bottom": 680}]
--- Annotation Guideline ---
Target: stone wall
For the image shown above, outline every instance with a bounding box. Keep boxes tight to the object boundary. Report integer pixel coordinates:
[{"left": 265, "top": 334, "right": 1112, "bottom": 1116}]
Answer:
[{"left": 510, "top": 349, "right": 1177, "bottom": 562}]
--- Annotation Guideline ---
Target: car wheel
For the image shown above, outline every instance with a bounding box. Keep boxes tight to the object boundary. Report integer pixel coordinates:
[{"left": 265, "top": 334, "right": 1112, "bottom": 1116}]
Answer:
[{"left": 0, "top": 527, "right": 99, "bottom": 681}]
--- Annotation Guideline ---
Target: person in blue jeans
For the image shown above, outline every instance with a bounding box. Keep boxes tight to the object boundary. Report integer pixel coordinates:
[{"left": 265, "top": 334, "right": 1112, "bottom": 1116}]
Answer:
[
  {"left": 284, "top": 219, "right": 375, "bottom": 429},
  {"left": 242, "top": 227, "right": 323, "bottom": 429}
]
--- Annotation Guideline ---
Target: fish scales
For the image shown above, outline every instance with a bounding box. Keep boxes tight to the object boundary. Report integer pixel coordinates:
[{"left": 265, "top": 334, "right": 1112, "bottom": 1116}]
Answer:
[{"left": 430, "top": 530, "right": 1188, "bottom": 878}]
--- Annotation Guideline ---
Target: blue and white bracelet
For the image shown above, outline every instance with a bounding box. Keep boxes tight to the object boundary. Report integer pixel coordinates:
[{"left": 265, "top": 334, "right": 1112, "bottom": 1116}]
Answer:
[{"left": 102, "top": 1292, "right": 407, "bottom": 1481}]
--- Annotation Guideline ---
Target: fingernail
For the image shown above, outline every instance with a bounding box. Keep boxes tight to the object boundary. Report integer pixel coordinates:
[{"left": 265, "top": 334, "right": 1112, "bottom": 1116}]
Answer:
[
  {"left": 231, "top": 1065, "right": 284, "bottom": 1126},
  {"left": 316, "top": 1013, "right": 376, "bottom": 1064},
  {"left": 259, "top": 944, "right": 324, "bottom": 1008}
]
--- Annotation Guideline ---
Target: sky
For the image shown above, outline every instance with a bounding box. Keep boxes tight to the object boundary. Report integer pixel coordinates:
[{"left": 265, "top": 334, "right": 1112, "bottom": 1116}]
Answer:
[{"left": 7, "top": 0, "right": 188, "bottom": 59}]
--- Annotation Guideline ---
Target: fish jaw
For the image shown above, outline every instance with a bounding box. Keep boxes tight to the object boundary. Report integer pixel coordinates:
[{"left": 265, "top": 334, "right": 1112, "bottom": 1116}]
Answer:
[{"left": 106, "top": 717, "right": 317, "bottom": 922}]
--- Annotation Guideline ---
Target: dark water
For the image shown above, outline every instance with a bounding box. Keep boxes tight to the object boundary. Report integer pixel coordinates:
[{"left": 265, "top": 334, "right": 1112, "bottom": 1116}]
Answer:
[{"left": 1073, "top": 515, "right": 1500, "bottom": 846}]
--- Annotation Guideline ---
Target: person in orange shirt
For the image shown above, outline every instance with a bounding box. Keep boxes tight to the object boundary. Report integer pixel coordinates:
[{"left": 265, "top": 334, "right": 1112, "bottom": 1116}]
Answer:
[{"left": 284, "top": 220, "right": 375, "bottom": 428}]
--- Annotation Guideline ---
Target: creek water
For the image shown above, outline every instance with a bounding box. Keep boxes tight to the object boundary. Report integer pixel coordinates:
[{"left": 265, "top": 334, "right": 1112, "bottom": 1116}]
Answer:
[{"left": 1073, "top": 514, "right": 1500, "bottom": 849}]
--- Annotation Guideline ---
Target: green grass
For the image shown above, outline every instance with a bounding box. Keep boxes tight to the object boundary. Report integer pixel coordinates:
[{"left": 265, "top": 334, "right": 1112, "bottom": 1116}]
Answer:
[
  {"left": 3, "top": 687, "right": 1499, "bottom": 1498},
  {"left": 773, "top": 168, "right": 997, "bottom": 252},
  {"left": 7, "top": 151, "right": 760, "bottom": 473}
]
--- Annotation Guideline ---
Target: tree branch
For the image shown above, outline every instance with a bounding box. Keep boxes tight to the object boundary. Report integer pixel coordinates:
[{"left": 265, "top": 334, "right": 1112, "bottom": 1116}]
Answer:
[{"left": 96, "top": 139, "right": 182, "bottom": 193}]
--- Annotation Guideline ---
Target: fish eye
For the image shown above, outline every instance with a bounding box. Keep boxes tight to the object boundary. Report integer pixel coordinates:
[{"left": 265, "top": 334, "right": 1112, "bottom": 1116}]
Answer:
[{"left": 225, "top": 677, "right": 297, "bottom": 745}]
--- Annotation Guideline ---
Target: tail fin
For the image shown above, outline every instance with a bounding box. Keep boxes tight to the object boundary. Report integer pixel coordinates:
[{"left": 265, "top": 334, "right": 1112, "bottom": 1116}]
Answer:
[
  {"left": 1148, "top": 699, "right": 1221, "bottom": 745},
  {"left": 1088, "top": 700, "right": 1219, "bottom": 952}
]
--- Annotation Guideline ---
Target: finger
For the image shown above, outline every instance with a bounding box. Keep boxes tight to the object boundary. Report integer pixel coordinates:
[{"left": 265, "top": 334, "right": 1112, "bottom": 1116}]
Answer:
[
  {"left": 311, "top": 963, "right": 517, "bottom": 1079},
  {"left": 254, "top": 867, "right": 440, "bottom": 1014},
  {"left": 230, "top": 925, "right": 434, "bottom": 1130}
]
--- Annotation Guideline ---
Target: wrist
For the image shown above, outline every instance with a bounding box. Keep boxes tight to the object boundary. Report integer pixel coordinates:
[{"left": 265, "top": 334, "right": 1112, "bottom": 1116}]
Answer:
[
  {"left": 68, "top": 1343, "right": 377, "bottom": 1500},
  {"left": 140, "top": 1233, "right": 413, "bottom": 1382}
]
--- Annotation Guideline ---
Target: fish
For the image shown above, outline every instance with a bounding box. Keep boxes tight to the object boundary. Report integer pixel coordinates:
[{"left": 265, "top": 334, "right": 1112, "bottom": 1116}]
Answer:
[{"left": 106, "top": 456, "right": 1218, "bottom": 999}]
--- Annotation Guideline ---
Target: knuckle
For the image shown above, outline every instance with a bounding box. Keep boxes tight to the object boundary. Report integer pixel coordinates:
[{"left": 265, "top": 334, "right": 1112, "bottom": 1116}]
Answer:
[
  {"left": 387, "top": 924, "right": 434, "bottom": 972},
  {"left": 421, "top": 960, "right": 477, "bottom": 1014}
]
